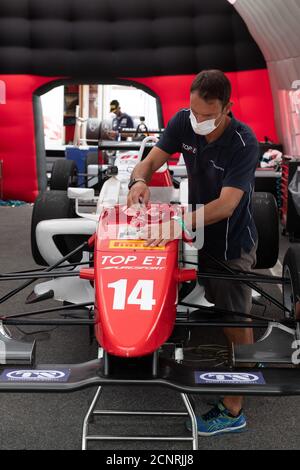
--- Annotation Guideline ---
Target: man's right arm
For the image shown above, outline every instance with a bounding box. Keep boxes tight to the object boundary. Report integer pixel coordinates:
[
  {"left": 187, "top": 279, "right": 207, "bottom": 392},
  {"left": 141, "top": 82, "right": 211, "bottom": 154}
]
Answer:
[
  {"left": 127, "top": 146, "right": 170, "bottom": 206},
  {"left": 127, "top": 111, "right": 182, "bottom": 206}
]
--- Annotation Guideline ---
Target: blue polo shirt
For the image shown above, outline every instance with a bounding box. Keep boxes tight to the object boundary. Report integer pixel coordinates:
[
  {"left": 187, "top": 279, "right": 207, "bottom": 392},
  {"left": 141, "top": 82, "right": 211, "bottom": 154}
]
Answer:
[
  {"left": 112, "top": 113, "right": 134, "bottom": 131},
  {"left": 156, "top": 110, "right": 259, "bottom": 260}
]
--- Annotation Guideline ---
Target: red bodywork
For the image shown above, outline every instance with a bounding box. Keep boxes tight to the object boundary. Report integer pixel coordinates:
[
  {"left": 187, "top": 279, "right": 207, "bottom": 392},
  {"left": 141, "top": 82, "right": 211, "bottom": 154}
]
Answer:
[
  {"left": 149, "top": 170, "right": 173, "bottom": 187},
  {"left": 81, "top": 204, "right": 196, "bottom": 357}
]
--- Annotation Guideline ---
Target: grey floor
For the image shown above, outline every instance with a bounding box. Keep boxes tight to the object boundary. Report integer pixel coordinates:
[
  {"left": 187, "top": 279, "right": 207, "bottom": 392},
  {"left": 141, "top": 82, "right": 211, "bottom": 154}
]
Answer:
[{"left": 0, "top": 204, "right": 299, "bottom": 450}]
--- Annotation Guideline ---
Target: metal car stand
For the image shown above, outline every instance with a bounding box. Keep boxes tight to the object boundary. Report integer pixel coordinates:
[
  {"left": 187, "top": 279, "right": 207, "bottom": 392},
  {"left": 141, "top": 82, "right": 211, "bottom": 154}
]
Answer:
[
  {"left": 1, "top": 243, "right": 300, "bottom": 450},
  {"left": 82, "top": 387, "right": 198, "bottom": 450},
  {"left": 81, "top": 349, "right": 198, "bottom": 450}
]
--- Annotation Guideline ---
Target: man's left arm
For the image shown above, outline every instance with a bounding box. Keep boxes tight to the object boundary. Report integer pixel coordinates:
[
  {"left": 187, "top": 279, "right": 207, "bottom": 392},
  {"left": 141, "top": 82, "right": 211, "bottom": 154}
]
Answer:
[{"left": 189, "top": 187, "right": 244, "bottom": 229}]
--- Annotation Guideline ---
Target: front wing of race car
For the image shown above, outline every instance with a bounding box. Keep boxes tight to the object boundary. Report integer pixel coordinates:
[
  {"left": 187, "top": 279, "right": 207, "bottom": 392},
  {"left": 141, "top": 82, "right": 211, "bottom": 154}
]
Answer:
[{"left": 0, "top": 358, "right": 300, "bottom": 396}]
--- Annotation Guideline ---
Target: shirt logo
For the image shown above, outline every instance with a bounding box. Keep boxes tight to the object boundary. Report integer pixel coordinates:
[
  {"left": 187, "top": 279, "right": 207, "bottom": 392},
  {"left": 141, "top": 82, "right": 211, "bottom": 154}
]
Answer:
[
  {"left": 209, "top": 160, "right": 224, "bottom": 172},
  {"left": 182, "top": 143, "right": 197, "bottom": 155}
]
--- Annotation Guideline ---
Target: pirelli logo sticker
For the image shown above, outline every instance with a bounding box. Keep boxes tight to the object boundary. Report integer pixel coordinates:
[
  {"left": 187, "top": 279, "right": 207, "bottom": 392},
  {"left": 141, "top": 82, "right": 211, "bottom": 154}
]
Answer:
[{"left": 109, "top": 240, "right": 165, "bottom": 250}]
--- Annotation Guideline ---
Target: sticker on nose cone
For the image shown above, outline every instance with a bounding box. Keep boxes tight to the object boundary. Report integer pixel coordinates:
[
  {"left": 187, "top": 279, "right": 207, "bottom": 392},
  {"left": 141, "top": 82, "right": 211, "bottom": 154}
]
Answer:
[
  {"left": 109, "top": 240, "right": 165, "bottom": 250},
  {"left": 1, "top": 369, "right": 71, "bottom": 382},
  {"left": 195, "top": 372, "right": 266, "bottom": 385}
]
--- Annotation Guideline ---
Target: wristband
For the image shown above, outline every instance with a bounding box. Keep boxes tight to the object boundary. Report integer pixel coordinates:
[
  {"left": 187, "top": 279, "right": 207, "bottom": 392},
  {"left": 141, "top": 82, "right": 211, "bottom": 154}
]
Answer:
[
  {"left": 171, "top": 215, "right": 190, "bottom": 234},
  {"left": 128, "top": 178, "right": 147, "bottom": 190}
]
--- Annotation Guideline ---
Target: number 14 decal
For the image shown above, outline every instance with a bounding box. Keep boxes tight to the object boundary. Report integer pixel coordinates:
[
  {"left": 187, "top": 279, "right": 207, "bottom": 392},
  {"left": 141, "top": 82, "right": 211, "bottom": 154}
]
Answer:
[{"left": 108, "top": 279, "right": 156, "bottom": 311}]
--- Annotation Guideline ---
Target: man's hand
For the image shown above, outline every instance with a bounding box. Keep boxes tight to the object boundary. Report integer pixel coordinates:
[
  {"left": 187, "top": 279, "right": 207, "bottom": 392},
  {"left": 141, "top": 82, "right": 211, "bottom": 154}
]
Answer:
[
  {"left": 126, "top": 147, "right": 170, "bottom": 207},
  {"left": 139, "top": 219, "right": 182, "bottom": 247},
  {"left": 127, "top": 182, "right": 150, "bottom": 207}
]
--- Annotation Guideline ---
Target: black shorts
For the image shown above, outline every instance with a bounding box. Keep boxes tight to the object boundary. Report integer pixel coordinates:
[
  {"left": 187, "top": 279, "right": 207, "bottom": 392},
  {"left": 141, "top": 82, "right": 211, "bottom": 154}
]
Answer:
[{"left": 198, "top": 243, "right": 257, "bottom": 321}]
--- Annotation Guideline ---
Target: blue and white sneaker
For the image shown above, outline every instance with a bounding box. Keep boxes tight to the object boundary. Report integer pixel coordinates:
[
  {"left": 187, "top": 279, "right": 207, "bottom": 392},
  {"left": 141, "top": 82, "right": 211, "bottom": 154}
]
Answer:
[{"left": 186, "top": 401, "right": 247, "bottom": 436}]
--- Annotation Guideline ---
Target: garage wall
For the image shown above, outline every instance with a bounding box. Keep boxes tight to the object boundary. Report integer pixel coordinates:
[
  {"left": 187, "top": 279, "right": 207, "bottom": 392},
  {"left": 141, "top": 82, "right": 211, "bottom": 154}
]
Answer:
[
  {"left": 132, "top": 70, "right": 277, "bottom": 139},
  {"left": 0, "top": 75, "right": 61, "bottom": 201}
]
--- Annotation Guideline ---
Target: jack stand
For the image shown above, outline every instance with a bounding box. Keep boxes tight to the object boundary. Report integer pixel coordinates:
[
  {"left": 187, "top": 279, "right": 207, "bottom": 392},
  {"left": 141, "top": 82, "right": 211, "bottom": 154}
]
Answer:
[{"left": 81, "top": 387, "right": 198, "bottom": 450}]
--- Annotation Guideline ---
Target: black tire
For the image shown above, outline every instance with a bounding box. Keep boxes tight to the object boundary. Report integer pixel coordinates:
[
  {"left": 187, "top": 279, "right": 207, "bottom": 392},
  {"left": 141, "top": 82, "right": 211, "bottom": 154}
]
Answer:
[
  {"left": 253, "top": 192, "right": 279, "bottom": 269},
  {"left": 31, "top": 190, "right": 84, "bottom": 266},
  {"left": 86, "top": 153, "right": 98, "bottom": 167},
  {"left": 50, "top": 159, "right": 78, "bottom": 191},
  {"left": 283, "top": 246, "right": 300, "bottom": 319},
  {"left": 86, "top": 118, "right": 101, "bottom": 145}
]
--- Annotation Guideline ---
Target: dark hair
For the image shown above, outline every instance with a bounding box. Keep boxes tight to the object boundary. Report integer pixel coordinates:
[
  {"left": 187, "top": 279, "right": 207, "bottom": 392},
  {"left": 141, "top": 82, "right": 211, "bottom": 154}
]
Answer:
[
  {"left": 191, "top": 70, "right": 231, "bottom": 108},
  {"left": 110, "top": 99, "right": 120, "bottom": 108}
]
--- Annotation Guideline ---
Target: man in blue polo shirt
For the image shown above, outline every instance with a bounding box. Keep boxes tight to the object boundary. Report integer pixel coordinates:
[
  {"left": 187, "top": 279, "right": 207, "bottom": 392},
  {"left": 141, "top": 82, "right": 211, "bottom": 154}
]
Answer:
[
  {"left": 127, "top": 70, "right": 259, "bottom": 436},
  {"left": 108, "top": 100, "right": 134, "bottom": 140}
]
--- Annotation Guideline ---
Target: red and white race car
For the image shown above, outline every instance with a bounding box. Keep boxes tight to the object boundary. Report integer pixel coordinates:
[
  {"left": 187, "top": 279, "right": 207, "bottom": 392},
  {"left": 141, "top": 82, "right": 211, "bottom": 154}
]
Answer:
[{"left": 0, "top": 137, "right": 299, "bottom": 450}]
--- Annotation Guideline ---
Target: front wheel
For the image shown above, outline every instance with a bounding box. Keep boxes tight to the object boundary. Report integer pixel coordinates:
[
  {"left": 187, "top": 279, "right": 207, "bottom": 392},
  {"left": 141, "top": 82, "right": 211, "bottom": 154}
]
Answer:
[
  {"left": 31, "top": 190, "right": 83, "bottom": 266},
  {"left": 253, "top": 192, "right": 279, "bottom": 269},
  {"left": 50, "top": 159, "right": 78, "bottom": 191}
]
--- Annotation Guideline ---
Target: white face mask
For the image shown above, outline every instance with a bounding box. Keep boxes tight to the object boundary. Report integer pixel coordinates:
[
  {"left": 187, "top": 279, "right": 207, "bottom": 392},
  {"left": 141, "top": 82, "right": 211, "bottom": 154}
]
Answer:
[{"left": 189, "top": 111, "right": 223, "bottom": 136}]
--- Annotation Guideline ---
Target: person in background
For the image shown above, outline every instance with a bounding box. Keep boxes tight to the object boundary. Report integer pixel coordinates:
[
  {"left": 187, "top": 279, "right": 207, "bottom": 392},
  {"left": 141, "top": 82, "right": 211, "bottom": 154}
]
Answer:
[{"left": 108, "top": 100, "right": 134, "bottom": 140}]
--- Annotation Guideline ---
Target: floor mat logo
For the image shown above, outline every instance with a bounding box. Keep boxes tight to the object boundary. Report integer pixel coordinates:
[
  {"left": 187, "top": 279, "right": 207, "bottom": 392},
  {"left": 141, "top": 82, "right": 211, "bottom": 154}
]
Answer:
[
  {"left": 1, "top": 369, "right": 71, "bottom": 382},
  {"left": 195, "top": 372, "right": 265, "bottom": 385}
]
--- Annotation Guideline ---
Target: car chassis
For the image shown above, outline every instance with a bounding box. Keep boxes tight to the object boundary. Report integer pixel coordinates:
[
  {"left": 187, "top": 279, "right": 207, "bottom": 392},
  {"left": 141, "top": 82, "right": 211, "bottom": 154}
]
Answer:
[{"left": 0, "top": 140, "right": 299, "bottom": 450}]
